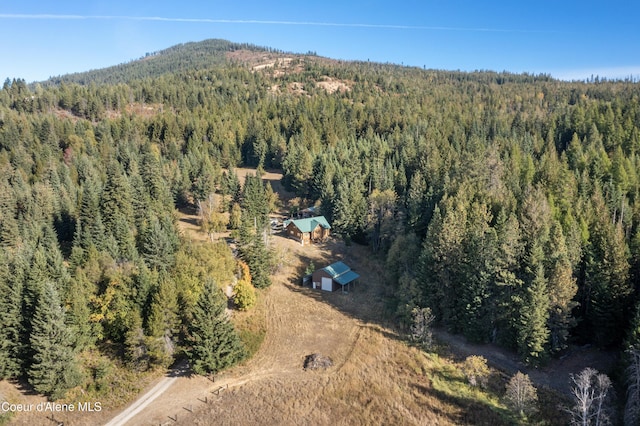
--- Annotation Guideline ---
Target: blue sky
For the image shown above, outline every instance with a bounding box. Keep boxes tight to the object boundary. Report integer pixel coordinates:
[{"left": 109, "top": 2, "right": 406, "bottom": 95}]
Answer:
[{"left": 1, "top": 1, "right": 639, "bottom": 82}]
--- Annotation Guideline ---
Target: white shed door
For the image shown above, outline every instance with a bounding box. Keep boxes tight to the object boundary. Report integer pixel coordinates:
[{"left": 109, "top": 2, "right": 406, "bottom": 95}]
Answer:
[{"left": 321, "top": 277, "right": 333, "bottom": 291}]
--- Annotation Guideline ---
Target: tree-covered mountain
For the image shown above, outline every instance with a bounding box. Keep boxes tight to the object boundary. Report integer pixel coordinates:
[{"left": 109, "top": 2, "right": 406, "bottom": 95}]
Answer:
[
  {"left": 1, "top": 38, "right": 640, "bottom": 419},
  {"left": 41, "top": 39, "right": 273, "bottom": 86}
]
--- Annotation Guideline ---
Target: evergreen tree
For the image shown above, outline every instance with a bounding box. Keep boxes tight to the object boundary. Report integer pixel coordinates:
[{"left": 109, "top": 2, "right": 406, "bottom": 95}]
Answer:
[
  {"left": 124, "top": 310, "right": 149, "bottom": 371},
  {"left": 0, "top": 174, "right": 20, "bottom": 248},
  {"left": 141, "top": 215, "right": 178, "bottom": 271},
  {"left": 241, "top": 174, "right": 269, "bottom": 230},
  {"left": 238, "top": 175, "right": 272, "bottom": 288},
  {"left": 0, "top": 251, "right": 24, "bottom": 378},
  {"left": 546, "top": 221, "right": 578, "bottom": 354},
  {"left": 492, "top": 210, "right": 524, "bottom": 349},
  {"left": 419, "top": 195, "right": 467, "bottom": 330},
  {"left": 187, "top": 279, "right": 246, "bottom": 375},
  {"left": 66, "top": 270, "right": 97, "bottom": 350},
  {"left": 584, "top": 191, "right": 632, "bottom": 347},
  {"left": 517, "top": 264, "right": 550, "bottom": 365},
  {"left": 460, "top": 200, "right": 497, "bottom": 342},
  {"left": 146, "top": 276, "right": 179, "bottom": 351},
  {"left": 28, "top": 281, "right": 82, "bottom": 399},
  {"left": 75, "top": 176, "right": 105, "bottom": 253},
  {"left": 331, "top": 173, "right": 367, "bottom": 240},
  {"left": 238, "top": 213, "right": 272, "bottom": 289},
  {"left": 101, "top": 161, "right": 137, "bottom": 260},
  {"left": 406, "top": 170, "right": 430, "bottom": 238}
]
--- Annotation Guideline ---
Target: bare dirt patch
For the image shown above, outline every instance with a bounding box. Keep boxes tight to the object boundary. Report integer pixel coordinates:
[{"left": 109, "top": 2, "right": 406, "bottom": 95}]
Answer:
[
  {"left": 175, "top": 204, "right": 210, "bottom": 242},
  {"left": 316, "top": 77, "right": 352, "bottom": 94},
  {"left": 233, "top": 167, "right": 294, "bottom": 203},
  {"left": 227, "top": 51, "right": 306, "bottom": 77}
]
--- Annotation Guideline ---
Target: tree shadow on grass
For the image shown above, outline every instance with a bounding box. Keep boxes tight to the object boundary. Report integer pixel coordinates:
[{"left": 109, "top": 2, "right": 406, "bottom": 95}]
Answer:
[
  {"left": 11, "top": 377, "right": 39, "bottom": 396},
  {"left": 415, "top": 381, "right": 514, "bottom": 426},
  {"left": 282, "top": 239, "right": 402, "bottom": 343}
]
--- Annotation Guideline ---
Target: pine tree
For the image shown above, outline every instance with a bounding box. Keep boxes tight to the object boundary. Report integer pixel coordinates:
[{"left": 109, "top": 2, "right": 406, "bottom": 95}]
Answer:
[
  {"left": 77, "top": 176, "right": 105, "bottom": 251},
  {"left": 141, "top": 215, "right": 177, "bottom": 271},
  {"left": 241, "top": 174, "right": 269, "bottom": 230},
  {"left": 65, "top": 270, "right": 97, "bottom": 350},
  {"left": 517, "top": 264, "right": 550, "bottom": 365},
  {"left": 147, "top": 277, "right": 179, "bottom": 365},
  {"left": 460, "top": 200, "right": 497, "bottom": 342},
  {"left": 419, "top": 193, "right": 468, "bottom": 331},
  {"left": 0, "top": 251, "right": 24, "bottom": 378},
  {"left": 0, "top": 175, "right": 20, "bottom": 248},
  {"left": 28, "top": 281, "right": 82, "bottom": 399},
  {"left": 238, "top": 176, "right": 272, "bottom": 288},
  {"left": 492, "top": 210, "right": 524, "bottom": 349},
  {"left": 546, "top": 221, "right": 578, "bottom": 354},
  {"left": 584, "top": 191, "right": 632, "bottom": 347},
  {"left": 187, "top": 279, "right": 246, "bottom": 375},
  {"left": 124, "top": 310, "right": 149, "bottom": 371},
  {"left": 238, "top": 215, "right": 272, "bottom": 289},
  {"left": 101, "top": 161, "right": 136, "bottom": 260}
]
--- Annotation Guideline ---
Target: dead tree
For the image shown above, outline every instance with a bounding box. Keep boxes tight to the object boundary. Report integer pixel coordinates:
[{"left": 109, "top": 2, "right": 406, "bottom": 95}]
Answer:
[{"left": 568, "top": 368, "right": 613, "bottom": 426}]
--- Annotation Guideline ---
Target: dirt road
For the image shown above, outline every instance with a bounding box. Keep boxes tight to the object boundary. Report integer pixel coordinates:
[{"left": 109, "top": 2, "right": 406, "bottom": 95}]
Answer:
[
  {"left": 103, "top": 362, "right": 189, "bottom": 426},
  {"left": 433, "top": 329, "right": 618, "bottom": 396}
]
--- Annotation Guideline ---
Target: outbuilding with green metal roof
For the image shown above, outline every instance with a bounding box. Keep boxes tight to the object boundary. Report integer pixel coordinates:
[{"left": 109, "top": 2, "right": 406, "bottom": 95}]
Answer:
[{"left": 312, "top": 261, "right": 360, "bottom": 292}]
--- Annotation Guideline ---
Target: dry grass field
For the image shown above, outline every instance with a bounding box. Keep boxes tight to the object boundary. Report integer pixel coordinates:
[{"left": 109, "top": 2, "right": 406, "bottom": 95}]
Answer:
[{"left": 119, "top": 233, "right": 521, "bottom": 426}]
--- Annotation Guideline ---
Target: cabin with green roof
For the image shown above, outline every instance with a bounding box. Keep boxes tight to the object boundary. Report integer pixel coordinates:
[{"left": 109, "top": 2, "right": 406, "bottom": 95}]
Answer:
[{"left": 283, "top": 216, "right": 331, "bottom": 246}]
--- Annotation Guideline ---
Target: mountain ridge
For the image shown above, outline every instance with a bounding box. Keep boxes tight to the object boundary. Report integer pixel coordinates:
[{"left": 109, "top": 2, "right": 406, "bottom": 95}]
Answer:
[
  {"left": 37, "top": 38, "right": 558, "bottom": 88},
  {"left": 41, "top": 39, "right": 274, "bottom": 86}
]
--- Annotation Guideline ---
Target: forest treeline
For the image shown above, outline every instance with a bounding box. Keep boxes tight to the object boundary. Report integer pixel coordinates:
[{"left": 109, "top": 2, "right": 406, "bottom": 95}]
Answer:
[{"left": 1, "top": 40, "right": 640, "bottom": 400}]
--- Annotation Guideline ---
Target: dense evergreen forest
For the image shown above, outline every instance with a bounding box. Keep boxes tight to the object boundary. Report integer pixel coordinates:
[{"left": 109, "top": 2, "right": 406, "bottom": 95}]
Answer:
[{"left": 1, "top": 39, "right": 640, "bottom": 408}]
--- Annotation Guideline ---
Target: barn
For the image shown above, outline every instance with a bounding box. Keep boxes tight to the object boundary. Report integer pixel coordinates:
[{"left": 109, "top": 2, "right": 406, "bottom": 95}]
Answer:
[
  {"left": 312, "top": 261, "right": 360, "bottom": 292},
  {"left": 283, "top": 216, "right": 331, "bottom": 246}
]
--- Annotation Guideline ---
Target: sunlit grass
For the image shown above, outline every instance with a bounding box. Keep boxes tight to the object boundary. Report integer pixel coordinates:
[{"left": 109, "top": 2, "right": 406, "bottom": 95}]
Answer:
[
  {"left": 0, "top": 412, "right": 13, "bottom": 426},
  {"left": 231, "top": 288, "right": 267, "bottom": 358}
]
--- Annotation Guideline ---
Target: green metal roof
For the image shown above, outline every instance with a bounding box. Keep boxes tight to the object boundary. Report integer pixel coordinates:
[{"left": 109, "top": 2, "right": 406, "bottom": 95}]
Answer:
[
  {"left": 322, "top": 262, "right": 360, "bottom": 285},
  {"left": 322, "top": 261, "right": 350, "bottom": 278},
  {"left": 285, "top": 216, "right": 331, "bottom": 233},
  {"left": 322, "top": 261, "right": 359, "bottom": 285},
  {"left": 334, "top": 270, "right": 360, "bottom": 286}
]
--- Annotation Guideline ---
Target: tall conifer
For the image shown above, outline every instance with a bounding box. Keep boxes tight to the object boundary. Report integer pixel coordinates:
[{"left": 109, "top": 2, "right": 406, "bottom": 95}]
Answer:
[
  {"left": 28, "top": 281, "right": 82, "bottom": 399},
  {"left": 187, "top": 279, "right": 245, "bottom": 375}
]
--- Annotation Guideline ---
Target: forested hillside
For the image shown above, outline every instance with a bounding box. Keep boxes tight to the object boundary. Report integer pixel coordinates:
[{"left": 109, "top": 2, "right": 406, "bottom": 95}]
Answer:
[{"left": 1, "top": 38, "right": 640, "bottom": 412}]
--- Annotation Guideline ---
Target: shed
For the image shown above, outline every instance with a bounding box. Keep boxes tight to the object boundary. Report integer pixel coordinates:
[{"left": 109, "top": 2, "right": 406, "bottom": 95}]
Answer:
[
  {"left": 312, "top": 261, "right": 360, "bottom": 292},
  {"left": 283, "top": 216, "right": 331, "bottom": 246}
]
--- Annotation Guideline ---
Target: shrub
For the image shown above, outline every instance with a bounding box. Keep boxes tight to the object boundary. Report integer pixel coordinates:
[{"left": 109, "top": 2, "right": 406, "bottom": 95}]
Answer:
[
  {"left": 234, "top": 279, "right": 257, "bottom": 311},
  {"left": 462, "top": 355, "right": 490, "bottom": 388}
]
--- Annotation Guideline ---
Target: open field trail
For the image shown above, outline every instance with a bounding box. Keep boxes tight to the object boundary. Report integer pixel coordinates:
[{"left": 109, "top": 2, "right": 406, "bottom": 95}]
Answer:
[
  {"left": 103, "top": 362, "right": 189, "bottom": 426},
  {"left": 105, "top": 231, "right": 466, "bottom": 425}
]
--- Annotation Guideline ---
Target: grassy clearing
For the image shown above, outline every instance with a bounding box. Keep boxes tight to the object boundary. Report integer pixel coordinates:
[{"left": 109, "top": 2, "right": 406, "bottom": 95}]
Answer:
[
  {"left": 421, "top": 351, "right": 514, "bottom": 424},
  {"left": 419, "top": 349, "right": 570, "bottom": 426},
  {"left": 231, "top": 288, "right": 267, "bottom": 358}
]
